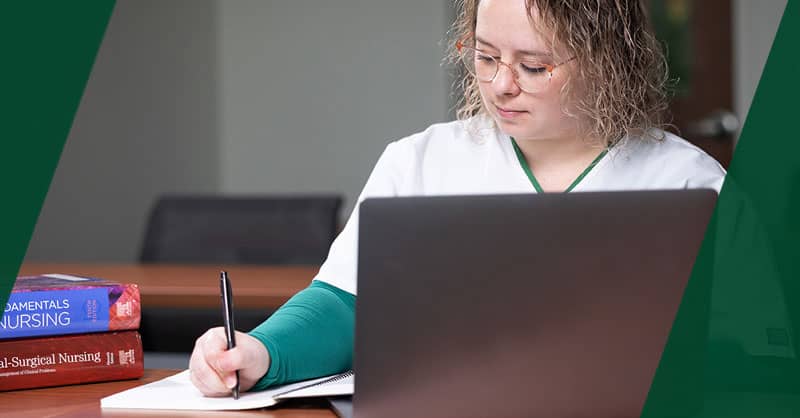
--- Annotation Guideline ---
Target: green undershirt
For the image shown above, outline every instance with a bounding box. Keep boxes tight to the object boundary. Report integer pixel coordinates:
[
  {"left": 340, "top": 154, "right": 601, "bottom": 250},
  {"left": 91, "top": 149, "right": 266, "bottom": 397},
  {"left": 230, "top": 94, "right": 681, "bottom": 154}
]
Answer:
[
  {"left": 248, "top": 138, "right": 607, "bottom": 390},
  {"left": 248, "top": 280, "right": 355, "bottom": 390}
]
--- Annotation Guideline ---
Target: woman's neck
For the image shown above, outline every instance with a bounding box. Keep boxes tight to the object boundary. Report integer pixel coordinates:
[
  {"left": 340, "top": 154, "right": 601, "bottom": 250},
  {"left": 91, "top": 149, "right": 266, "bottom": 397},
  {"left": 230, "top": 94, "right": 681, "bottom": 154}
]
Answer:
[
  {"left": 513, "top": 134, "right": 606, "bottom": 192},
  {"left": 515, "top": 134, "right": 601, "bottom": 167}
]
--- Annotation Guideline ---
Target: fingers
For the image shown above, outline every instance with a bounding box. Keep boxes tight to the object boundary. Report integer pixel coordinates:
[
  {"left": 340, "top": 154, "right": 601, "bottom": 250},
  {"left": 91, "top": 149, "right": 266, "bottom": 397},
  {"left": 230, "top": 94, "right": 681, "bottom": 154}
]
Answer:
[
  {"left": 216, "top": 342, "right": 246, "bottom": 389},
  {"left": 188, "top": 328, "right": 272, "bottom": 396},
  {"left": 215, "top": 336, "right": 244, "bottom": 372},
  {"left": 231, "top": 332, "right": 270, "bottom": 392},
  {"left": 189, "top": 350, "right": 227, "bottom": 396},
  {"left": 189, "top": 327, "right": 238, "bottom": 397}
]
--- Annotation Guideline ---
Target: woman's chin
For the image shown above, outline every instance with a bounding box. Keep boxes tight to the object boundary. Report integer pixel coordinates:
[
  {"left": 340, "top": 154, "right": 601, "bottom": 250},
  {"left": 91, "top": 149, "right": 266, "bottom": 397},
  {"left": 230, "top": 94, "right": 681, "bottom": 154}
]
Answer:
[{"left": 493, "top": 118, "right": 532, "bottom": 138}]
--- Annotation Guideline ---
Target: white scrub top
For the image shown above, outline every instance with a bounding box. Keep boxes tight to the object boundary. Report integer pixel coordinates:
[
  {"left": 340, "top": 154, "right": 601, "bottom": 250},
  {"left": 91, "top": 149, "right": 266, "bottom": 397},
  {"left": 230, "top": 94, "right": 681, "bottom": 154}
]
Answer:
[{"left": 314, "top": 116, "right": 726, "bottom": 294}]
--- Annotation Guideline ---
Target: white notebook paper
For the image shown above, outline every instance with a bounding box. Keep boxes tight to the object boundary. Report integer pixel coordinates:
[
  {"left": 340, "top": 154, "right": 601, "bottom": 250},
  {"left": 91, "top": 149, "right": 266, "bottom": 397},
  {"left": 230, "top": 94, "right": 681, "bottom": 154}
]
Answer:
[{"left": 101, "top": 370, "right": 353, "bottom": 411}]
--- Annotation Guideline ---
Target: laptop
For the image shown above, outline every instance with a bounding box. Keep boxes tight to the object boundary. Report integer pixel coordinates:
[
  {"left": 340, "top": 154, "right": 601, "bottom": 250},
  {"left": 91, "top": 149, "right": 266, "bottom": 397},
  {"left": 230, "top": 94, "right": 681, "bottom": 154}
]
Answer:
[
  {"left": 351, "top": 190, "right": 717, "bottom": 418},
  {"left": 328, "top": 397, "right": 353, "bottom": 418}
]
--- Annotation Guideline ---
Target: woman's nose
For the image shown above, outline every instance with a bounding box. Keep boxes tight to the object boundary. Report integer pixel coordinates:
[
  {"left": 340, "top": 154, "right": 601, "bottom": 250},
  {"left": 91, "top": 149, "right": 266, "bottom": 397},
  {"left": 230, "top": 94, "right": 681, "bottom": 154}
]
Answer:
[{"left": 492, "top": 62, "right": 521, "bottom": 96}]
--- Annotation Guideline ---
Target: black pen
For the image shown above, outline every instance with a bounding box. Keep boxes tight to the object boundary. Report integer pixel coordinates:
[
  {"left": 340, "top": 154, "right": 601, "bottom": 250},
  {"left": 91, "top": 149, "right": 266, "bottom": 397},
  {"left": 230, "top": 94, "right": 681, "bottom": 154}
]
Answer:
[{"left": 220, "top": 270, "right": 240, "bottom": 399}]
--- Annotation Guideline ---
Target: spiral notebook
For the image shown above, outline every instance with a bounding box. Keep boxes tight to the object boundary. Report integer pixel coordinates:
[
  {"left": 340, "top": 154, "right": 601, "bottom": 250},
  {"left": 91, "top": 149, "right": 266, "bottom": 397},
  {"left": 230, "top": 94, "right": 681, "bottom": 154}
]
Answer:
[
  {"left": 273, "top": 370, "right": 353, "bottom": 399},
  {"left": 101, "top": 370, "right": 353, "bottom": 411}
]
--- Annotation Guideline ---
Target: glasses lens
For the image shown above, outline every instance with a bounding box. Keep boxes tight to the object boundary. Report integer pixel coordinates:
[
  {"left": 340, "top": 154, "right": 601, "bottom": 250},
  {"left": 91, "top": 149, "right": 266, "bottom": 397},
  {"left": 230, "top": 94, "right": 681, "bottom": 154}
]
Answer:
[
  {"left": 457, "top": 42, "right": 554, "bottom": 93},
  {"left": 459, "top": 46, "right": 496, "bottom": 82},
  {"left": 515, "top": 62, "right": 551, "bottom": 93},
  {"left": 473, "top": 51, "right": 499, "bottom": 82}
]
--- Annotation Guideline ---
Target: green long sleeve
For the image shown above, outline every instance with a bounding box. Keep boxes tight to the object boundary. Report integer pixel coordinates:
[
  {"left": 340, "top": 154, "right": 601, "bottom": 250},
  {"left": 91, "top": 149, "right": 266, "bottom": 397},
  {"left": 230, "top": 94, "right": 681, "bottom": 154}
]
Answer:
[{"left": 248, "top": 280, "right": 355, "bottom": 390}]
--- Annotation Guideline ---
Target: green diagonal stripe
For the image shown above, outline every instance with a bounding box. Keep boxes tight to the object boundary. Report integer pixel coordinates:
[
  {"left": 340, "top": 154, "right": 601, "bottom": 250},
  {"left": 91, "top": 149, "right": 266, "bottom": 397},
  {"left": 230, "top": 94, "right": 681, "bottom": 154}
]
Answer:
[
  {"left": 643, "top": 2, "right": 800, "bottom": 417},
  {"left": 0, "top": 2, "right": 116, "bottom": 313}
]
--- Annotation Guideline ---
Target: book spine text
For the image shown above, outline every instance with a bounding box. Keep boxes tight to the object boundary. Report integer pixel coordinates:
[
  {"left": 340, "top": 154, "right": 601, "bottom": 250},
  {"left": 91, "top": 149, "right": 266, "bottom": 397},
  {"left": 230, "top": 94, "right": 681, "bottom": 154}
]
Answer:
[
  {"left": 0, "top": 284, "right": 140, "bottom": 339},
  {"left": 0, "top": 331, "right": 144, "bottom": 391}
]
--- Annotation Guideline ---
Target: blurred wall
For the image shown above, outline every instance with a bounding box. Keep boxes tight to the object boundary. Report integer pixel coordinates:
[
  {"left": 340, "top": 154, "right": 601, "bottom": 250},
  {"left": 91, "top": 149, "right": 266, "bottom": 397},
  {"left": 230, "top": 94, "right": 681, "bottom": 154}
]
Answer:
[
  {"left": 25, "top": 0, "right": 450, "bottom": 263},
  {"left": 217, "top": 0, "right": 450, "bottom": 214},
  {"left": 23, "top": 0, "right": 787, "bottom": 263},
  {"left": 733, "top": 0, "right": 787, "bottom": 129},
  {"left": 25, "top": 0, "right": 219, "bottom": 262}
]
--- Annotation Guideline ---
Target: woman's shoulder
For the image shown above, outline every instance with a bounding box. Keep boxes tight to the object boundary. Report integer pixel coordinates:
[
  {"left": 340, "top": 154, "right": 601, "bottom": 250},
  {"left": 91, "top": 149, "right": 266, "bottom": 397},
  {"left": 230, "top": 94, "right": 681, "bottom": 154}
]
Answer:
[
  {"left": 386, "top": 115, "right": 495, "bottom": 157},
  {"left": 651, "top": 130, "right": 723, "bottom": 170},
  {"left": 610, "top": 129, "right": 726, "bottom": 190},
  {"left": 392, "top": 116, "right": 487, "bottom": 144},
  {"left": 616, "top": 129, "right": 721, "bottom": 166}
]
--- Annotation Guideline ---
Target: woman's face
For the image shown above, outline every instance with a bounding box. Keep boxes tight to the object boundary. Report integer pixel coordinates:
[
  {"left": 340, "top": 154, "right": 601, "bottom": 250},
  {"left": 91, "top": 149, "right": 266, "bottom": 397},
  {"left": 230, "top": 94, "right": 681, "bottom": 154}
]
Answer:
[{"left": 475, "top": 0, "right": 581, "bottom": 143}]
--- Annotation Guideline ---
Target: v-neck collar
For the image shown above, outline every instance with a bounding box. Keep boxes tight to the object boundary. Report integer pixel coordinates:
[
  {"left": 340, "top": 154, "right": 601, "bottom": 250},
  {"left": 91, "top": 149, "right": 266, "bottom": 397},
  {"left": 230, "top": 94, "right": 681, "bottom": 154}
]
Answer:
[{"left": 511, "top": 137, "right": 608, "bottom": 193}]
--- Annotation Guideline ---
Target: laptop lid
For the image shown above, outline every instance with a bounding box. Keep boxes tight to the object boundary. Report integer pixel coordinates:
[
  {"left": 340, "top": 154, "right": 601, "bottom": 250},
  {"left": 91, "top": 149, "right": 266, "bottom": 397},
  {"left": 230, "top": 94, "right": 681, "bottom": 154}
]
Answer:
[
  {"left": 354, "top": 190, "right": 716, "bottom": 418},
  {"left": 328, "top": 397, "right": 353, "bottom": 418}
]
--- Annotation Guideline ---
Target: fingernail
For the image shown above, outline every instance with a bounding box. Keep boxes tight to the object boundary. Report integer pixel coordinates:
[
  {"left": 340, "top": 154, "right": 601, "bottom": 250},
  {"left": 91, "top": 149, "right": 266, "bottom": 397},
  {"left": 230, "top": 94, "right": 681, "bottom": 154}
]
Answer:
[{"left": 225, "top": 375, "right": 236, "bottom": 388}]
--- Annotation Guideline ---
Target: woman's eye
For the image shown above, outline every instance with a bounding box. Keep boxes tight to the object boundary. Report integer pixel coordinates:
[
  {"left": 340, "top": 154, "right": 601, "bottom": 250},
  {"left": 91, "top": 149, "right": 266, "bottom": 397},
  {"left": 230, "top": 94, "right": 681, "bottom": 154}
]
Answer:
[
  {"left": 476, "top": 53, "right": 495, "bottom": 62},
  {"left": 520, "top": 63, "right": 547, "bottom": 74}
]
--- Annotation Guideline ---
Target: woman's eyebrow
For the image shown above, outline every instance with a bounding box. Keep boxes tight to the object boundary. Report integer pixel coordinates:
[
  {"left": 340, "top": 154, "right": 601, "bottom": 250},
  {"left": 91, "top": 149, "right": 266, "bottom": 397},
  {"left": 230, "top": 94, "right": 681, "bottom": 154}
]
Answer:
[{"left": 475, "top": 36, "right": 553, "bottom": 58}]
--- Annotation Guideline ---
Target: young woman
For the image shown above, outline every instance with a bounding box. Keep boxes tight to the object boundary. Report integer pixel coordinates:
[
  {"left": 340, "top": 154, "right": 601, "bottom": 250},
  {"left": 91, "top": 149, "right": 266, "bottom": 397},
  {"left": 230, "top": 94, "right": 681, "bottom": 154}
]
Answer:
[{"left": 189, "top": 0, "right": 725, "bottom": 395}]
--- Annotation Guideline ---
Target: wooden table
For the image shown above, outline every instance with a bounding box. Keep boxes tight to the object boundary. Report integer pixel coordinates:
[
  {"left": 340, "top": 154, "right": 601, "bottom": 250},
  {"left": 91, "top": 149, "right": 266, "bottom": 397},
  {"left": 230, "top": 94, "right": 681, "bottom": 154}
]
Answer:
[
  {"left": 17, "top": 263, "right": 319, "bottom": 309},
  {"left": 0, "top": 369, "right": 336, "bottom": 418}
]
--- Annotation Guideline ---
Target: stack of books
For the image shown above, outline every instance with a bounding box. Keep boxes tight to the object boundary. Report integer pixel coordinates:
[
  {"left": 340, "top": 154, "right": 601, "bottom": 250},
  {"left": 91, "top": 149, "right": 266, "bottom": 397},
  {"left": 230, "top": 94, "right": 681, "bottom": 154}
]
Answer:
[{"left": 0, "top": 273, "right": 143, "bottom": 391}]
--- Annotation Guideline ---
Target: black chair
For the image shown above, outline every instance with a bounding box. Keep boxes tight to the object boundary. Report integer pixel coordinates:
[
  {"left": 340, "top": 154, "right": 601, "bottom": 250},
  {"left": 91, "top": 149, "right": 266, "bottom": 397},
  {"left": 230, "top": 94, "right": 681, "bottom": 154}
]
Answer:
[
  {"left": 137, "top": 194, "right": 342, "bottom": 356},
  {"left": 139, "top": 194, "right": 342, "bottom": 264}
]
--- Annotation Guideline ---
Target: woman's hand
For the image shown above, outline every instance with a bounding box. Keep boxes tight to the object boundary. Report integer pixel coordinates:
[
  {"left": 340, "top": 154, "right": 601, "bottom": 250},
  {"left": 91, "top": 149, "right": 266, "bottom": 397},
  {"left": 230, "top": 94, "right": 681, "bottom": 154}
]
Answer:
[{"left": 189, "top": 327, "right": 270, "bottom": 396}]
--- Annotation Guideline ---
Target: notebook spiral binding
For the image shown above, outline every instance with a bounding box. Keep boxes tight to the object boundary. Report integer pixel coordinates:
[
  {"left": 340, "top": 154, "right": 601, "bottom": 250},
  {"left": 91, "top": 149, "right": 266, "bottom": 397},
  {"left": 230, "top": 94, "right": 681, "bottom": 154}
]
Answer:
[
  {"left": 273, "top": 370, "right": 354, "bottom": 398},
  {"left": 323, "top": 370, "right": 354, "bottom": 384}
]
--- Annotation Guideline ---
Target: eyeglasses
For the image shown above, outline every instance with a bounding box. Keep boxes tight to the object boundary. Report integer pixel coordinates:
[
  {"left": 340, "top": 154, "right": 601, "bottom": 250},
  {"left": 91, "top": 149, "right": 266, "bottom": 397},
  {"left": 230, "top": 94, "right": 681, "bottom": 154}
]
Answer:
[{"left": 455, "top": 40, "right": 574, "bottom": 94}]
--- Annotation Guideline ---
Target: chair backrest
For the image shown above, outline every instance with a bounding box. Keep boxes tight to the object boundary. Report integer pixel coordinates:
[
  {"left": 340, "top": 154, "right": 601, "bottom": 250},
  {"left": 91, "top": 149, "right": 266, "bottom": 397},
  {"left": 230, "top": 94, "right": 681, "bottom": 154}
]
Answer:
[{"left": 139, "top": 195, "right": 342, "bottom": 264}]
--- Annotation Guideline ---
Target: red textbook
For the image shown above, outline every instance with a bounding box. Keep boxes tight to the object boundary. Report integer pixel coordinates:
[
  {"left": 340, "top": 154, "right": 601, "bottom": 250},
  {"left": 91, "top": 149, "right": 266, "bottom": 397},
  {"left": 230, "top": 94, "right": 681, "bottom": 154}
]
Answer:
[
  {"left": 1, "top": 274, "right": 140, "bottom": 340},
  {"left": 0, "top": 330, "right": 144, "bottom": 391}
]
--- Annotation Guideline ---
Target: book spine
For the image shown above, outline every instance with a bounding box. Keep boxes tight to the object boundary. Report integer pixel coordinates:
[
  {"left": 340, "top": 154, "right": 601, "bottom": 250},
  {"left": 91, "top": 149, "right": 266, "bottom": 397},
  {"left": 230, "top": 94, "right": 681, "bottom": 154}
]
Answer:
[
  {"left": 0, "top": 284, "right": 141, "bottom": 339},
  {"left": 0, "top": 331, "right": 144, "bottom": 391}
]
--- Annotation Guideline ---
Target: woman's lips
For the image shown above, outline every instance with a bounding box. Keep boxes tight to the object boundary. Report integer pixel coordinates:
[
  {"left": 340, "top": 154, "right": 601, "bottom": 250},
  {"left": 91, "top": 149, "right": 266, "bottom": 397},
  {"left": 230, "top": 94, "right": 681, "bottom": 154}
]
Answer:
[{"left": 495, "top": 105, "right": 527, "bottom": 119}]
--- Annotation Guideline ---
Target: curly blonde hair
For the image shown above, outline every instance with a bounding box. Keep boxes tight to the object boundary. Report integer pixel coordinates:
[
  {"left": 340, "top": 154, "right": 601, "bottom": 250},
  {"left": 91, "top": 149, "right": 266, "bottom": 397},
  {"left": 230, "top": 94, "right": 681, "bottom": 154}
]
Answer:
[{"left": 446, "top": 0, "right": 670, "bottom": 146}]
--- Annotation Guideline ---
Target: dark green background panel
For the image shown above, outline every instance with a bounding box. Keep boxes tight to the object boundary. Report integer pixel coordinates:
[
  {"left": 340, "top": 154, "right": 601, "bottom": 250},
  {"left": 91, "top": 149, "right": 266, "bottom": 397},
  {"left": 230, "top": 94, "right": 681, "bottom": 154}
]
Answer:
[
  {"left": 0, "top": 2, "right": 116, "bottom": 313},
  {"left": 643, "top": 2, "right": 800, "bottom": 417}
]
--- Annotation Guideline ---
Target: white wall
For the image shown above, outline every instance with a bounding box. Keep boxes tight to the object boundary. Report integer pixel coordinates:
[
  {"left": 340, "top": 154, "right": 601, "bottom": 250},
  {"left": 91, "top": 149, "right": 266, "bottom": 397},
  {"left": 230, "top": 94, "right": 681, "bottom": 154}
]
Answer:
[
  {"left": 733, "top": 0, "right": 788, "bottom": 130},
  {"left": 24, "top": 0, "right": 220, "bottom": 262},
  {"left": 217, "top": 1, "right": 450, "bottom": 216},
  {"left": 23, "top": 0, "right": 788, "bottom": 262}
]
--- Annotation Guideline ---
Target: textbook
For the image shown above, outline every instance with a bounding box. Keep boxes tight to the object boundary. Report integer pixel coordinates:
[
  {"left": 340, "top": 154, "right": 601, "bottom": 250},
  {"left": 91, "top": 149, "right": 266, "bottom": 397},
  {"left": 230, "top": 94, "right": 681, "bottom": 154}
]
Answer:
[
  {"left": 0, "top": 330, "right": 144, "bottom": 391},
  {"left": 0, "top": 274, "right": 141, "bottom": 340},
  {"left": 101, "top": 369, "right": 353, "bottom": 410}
]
